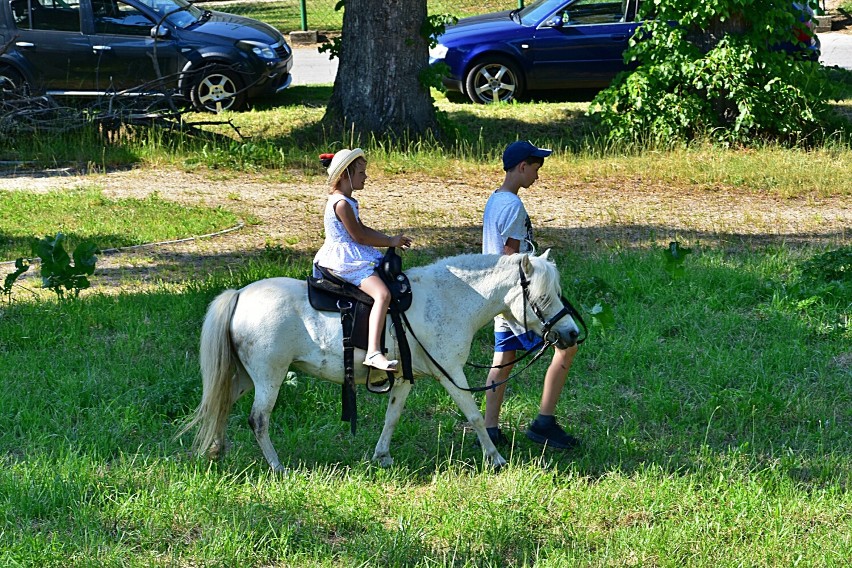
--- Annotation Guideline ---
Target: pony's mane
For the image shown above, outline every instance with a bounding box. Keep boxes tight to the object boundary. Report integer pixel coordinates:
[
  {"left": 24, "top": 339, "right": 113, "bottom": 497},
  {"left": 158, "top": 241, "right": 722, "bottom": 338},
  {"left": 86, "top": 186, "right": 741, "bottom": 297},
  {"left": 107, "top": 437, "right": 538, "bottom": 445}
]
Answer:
[
  {"left": 429, "top": 252, "right": 501, "bottom": 270},
  {"left": 416, "top": 252, "right": 561, "bottom": 303}
]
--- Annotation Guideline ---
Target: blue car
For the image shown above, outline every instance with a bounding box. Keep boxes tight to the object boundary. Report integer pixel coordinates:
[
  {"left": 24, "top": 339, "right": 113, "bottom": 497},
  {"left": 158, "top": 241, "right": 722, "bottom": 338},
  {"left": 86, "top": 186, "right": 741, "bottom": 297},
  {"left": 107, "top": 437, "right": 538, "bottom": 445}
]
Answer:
[
  {"left": 430, "top": 0, "right": 820, "bottom": 104},
  {"left": 430, "top": 0, "right": 641, "bottom": 104}
]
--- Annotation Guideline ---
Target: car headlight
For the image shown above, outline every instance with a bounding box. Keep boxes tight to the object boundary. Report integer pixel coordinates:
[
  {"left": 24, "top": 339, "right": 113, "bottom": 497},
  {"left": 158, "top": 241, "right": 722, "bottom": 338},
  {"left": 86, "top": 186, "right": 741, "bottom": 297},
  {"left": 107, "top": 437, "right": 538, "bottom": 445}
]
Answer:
[
  {"left": 253, "top": 46, "right": 277, "bottom": 59},
  {"left": 238, "top": 40, "right": 277, "bottom": 60},
  {"left": 429, "top": 43, "right": 448, "bottom": 60}
]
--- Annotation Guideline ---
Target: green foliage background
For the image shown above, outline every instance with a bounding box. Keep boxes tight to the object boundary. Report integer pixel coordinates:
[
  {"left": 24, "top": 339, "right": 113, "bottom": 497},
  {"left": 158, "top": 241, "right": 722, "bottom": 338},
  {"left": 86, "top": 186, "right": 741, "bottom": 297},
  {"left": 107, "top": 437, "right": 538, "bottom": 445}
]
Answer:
[{"left": 591, "top": 0, "right": 842, "bottom": 144}]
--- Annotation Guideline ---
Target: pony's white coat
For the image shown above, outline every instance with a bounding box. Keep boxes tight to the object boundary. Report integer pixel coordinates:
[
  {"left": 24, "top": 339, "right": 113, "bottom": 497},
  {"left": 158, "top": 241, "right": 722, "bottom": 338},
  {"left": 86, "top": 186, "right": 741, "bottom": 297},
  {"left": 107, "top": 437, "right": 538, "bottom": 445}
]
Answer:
[{"left": 181, "top": 252, "right": 579, "bottom": 471}]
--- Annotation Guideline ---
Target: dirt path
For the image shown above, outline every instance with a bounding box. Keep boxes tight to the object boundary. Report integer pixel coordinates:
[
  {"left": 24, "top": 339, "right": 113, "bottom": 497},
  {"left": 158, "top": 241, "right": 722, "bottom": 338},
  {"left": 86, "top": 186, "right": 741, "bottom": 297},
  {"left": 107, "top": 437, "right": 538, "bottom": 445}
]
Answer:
[{"left": 0, "top": 167, "right": 849, "bottom": 290}]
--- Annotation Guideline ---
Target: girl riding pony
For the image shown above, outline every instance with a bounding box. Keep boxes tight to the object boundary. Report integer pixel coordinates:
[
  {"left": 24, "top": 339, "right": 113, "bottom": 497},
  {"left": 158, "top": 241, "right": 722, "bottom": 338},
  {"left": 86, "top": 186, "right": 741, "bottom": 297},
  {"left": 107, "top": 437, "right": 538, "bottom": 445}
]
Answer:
[{"left": 313, "top": 148, "right": 413, "bottom": 372}]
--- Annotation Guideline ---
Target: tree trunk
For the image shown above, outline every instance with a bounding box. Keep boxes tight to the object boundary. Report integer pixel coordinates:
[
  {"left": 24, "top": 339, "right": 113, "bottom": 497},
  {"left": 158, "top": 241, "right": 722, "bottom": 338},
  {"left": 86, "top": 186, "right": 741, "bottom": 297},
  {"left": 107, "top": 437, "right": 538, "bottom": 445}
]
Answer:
[
  {"left": 687, "top": 12, "right": 750, "bottom": 53},
  {"left": 322, "top": 0, "right": 438, "bottom": 140}
]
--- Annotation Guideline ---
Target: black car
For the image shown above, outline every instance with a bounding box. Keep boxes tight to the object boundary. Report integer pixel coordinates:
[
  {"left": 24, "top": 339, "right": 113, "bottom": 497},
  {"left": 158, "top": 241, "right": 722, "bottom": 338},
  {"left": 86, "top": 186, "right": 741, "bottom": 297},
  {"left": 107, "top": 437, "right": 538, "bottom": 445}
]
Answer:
[{"left": 0, "top": 0, "right": 293, "bottom": 112}]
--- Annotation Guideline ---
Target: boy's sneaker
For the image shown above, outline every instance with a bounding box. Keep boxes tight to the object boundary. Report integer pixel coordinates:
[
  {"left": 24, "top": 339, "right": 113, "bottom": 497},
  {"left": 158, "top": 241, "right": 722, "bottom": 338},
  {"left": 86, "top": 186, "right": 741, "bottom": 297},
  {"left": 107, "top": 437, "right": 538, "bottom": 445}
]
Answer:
[
  {"left": 525, "top": 418, "right": 580, "bottom": 450},
  {"left": 472, "top": 426, "right": 509, "bottom": 448}
]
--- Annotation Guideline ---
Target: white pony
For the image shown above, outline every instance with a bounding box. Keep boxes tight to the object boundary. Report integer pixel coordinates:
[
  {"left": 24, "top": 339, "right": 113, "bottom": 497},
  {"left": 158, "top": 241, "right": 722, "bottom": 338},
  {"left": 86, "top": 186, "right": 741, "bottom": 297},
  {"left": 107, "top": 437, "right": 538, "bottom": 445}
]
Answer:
[{"left": 180, "top": 251, "right": 580, "bottom": 471}]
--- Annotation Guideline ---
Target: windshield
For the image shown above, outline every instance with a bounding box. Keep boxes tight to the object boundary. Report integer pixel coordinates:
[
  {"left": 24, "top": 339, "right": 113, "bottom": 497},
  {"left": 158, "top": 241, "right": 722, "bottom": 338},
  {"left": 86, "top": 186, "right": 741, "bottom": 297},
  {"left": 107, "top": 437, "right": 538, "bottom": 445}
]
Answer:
[
  {"left": 518, "top": 0, "right": 567, "bottom": 26},
  {"left": 135, "top": 0, "right": 203, "bottom": 28}
]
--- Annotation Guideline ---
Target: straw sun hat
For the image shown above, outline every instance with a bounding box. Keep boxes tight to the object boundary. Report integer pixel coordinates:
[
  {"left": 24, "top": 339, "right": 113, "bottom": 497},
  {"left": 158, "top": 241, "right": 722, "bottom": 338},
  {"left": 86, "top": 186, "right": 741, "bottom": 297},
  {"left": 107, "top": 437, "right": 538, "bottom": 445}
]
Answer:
[{"left": 326, "top": 148, "right": 365, "bottom": 186}]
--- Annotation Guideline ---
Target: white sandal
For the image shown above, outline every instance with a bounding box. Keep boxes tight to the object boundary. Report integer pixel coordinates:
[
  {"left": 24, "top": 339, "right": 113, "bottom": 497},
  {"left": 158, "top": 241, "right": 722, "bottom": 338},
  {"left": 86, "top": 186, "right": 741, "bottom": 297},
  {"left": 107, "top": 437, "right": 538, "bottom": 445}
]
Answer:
[{"left": 363, "top": 351, "right": 398, "bottom": 372}]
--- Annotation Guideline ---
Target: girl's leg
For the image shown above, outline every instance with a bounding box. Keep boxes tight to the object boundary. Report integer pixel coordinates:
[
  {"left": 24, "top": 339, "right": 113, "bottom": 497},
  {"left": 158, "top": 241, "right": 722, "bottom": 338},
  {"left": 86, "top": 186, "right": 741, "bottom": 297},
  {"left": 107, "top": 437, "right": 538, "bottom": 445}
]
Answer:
[{"left": 359, "top": 274, "right": 397, "bottom": 370}]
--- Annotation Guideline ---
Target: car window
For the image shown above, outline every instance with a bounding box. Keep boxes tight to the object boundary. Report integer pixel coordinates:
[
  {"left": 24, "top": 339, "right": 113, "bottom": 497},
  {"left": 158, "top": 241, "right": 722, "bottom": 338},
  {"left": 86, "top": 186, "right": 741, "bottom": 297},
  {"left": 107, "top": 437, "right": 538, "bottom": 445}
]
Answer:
[
  {"left": 93, "top": 0, "right": 154, "bottom": 35},
  {"left": 563, "top": 0, "right": 625, "bottom": 25},
  {"left": 11, "top": 0, "right": 81, "bottom": 32},
  {"left": 520, "top": 0, "right": 561, "bottom": 26},
  {"left": 135, "top": 0, "right": 202, "bottom": 29}
]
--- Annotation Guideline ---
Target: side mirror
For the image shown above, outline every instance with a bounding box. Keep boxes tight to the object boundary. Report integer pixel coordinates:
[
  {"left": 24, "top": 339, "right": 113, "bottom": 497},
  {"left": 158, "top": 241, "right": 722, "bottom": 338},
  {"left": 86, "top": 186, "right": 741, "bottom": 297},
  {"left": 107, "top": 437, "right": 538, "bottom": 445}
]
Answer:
[
  {"left": 545, "top": 15, "right": 564, "bottom": 28},
  {"left": 151, "top": 25, "right": 170, "bottom": 39}
]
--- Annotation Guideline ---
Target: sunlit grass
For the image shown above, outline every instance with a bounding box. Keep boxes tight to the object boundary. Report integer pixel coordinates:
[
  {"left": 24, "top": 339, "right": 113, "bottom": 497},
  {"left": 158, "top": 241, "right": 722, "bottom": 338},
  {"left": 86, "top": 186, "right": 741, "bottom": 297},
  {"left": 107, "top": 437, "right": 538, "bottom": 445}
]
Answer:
[
  {"left": 201, "top": 0, "right": 516, "bottom": 34},
  {"left": 174, "top": 89, "right": 852, "bottom": 198},
  {"left": 0, "top": 187, "right": 239, "bottom": 260},
  {"left": 5, "top": 71, "right": 852, "bottom": 200}
]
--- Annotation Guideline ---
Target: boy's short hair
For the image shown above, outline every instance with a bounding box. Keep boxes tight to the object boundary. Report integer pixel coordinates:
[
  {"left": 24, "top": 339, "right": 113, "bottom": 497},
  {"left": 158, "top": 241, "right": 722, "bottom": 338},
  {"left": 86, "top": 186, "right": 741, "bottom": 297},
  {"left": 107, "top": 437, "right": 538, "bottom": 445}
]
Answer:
[
  {"left": 519, "top": 156, "right": 545, "bottom": 169},
  {"left": 502, "top": 140, "right": 552, "bottom": 171}
]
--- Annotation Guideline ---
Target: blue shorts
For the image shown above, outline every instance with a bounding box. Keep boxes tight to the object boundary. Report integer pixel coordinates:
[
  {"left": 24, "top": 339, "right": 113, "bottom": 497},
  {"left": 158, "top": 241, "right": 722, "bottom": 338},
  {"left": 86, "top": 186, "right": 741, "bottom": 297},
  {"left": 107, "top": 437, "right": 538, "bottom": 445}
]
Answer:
[{"left": 494, "top": 330, "right": 542, "bottom": 352}]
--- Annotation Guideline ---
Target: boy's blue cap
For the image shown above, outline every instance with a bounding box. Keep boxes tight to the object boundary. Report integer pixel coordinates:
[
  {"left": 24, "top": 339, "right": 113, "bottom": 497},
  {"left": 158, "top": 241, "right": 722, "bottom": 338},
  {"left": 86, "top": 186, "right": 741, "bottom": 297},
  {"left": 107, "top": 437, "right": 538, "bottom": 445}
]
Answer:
[{"left": 502, "top": 140, "right": 552, "bottom": 171}]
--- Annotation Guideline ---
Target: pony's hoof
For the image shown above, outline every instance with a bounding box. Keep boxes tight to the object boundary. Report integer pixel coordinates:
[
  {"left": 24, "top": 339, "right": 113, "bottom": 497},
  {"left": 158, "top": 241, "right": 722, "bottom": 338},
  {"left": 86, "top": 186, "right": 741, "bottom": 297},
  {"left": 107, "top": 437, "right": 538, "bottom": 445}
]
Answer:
[
  {"left": 489, "top": 455, "right": 508, "bottom": 472},
  {"left": 372, "top": 453, "right": 394, "bottom": 468}
]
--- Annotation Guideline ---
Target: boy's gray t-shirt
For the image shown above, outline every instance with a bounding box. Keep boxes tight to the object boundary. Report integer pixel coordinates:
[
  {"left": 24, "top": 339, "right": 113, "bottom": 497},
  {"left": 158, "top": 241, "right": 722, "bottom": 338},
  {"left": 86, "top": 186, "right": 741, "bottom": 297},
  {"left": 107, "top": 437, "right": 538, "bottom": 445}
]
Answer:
[
  {"left": 482, "top": 189, "right": 534, "bottom": 335},
  {"left": 482, "top": 190, "right": 533, "bottom": 255}
]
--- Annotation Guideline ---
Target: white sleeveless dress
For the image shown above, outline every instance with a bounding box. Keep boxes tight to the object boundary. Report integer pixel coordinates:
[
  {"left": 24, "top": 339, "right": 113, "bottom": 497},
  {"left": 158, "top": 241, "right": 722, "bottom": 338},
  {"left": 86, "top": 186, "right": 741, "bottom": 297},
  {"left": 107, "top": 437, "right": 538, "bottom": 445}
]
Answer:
[{"left": 312, "top": 194, "right": 383, "bottom": 286}]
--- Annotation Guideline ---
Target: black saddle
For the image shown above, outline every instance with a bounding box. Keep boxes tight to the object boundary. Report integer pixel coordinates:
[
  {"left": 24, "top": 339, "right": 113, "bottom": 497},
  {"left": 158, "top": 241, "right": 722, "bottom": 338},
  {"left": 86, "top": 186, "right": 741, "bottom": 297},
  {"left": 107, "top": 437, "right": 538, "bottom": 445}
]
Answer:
[
  {"left": 307, "top": 264, "right": 373, "bottom": 351},
  {"left": 307, "top": 250, "right": 412, "bottom": 314}
]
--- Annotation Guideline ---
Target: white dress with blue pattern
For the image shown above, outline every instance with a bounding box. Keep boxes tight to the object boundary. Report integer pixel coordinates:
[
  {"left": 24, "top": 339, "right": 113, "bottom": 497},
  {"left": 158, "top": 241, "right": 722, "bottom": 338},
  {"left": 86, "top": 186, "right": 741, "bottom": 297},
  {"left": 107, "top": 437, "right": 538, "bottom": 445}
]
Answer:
[{"left": 313, "top": 194, "right": 382, "bottom": 286}]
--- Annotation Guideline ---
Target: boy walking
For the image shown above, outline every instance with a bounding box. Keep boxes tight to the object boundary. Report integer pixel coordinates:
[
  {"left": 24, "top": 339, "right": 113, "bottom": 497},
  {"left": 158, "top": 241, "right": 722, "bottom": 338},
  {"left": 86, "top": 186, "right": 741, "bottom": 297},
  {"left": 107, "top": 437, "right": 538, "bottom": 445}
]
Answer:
[{"left": 481, "top": 140, "right": 580, "bottom": 450}]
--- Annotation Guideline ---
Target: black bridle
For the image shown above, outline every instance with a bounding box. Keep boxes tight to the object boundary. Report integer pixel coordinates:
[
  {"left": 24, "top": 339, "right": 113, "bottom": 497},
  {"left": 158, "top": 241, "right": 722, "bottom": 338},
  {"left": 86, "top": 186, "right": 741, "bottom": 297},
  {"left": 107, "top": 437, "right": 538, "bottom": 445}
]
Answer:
[
  {"left": 400, "top": 261, "right": 587, "bottom": 393},
  {"left": 518, "top": 263, "right": 586, "bottom": 350}
]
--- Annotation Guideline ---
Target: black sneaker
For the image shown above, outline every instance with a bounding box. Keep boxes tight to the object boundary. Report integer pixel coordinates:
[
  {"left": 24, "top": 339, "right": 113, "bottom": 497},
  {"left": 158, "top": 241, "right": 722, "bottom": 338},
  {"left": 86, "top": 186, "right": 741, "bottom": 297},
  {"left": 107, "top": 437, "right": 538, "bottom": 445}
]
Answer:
[
  {"left": 472, "top": 426, "right": 509, "bottom": 448},
  {"left": 525, "top": 419, "right": 580, "bottom": 450}
]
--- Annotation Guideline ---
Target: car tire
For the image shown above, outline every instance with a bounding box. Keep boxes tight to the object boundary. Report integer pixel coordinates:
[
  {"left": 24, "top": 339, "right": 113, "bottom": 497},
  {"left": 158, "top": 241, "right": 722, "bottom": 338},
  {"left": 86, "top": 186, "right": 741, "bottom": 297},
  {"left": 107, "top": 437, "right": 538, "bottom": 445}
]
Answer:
[
  {"left": 464, "top": 57, "right": 524, "bottom": 104},
  {"left": 190, "top": 66, "right": 247, "bottom": 113},
  {"left": 0, "top": 66, "right": 27, "bottom": 99}
]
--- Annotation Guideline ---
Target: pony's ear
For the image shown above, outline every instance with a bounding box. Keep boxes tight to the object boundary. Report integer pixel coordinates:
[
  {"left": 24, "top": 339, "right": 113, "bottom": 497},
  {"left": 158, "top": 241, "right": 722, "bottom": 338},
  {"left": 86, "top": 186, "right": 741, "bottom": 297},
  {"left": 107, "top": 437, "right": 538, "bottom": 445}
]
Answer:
[
  {"left": 521, "top": 253, "right": 533, "bottom": 274},
  {"left": 540, "top": 248, "right": 551, "bottom": 260}
]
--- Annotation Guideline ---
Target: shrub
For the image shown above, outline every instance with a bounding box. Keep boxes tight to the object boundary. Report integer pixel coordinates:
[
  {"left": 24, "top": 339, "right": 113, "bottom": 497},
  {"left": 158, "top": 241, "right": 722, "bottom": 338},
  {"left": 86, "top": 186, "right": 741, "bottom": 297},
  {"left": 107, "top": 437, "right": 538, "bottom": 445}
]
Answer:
[{"left": 590, "top": 0, "right": 843, "bottom": 145}]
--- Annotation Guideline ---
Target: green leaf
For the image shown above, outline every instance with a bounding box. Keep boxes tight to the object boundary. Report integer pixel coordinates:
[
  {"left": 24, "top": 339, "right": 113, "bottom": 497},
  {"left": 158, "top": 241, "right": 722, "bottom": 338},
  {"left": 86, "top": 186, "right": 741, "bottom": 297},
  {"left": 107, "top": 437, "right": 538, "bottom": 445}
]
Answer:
[
  {"left": 663, "top": 241, "right": 693, "bottom": 278},
  {"left": 2, "top": 257, "right": 29, "bottom": 295},
  {"left": 31, "top": 232, "right": 99, "bottom": 299},
  {"left": 588, "top": 302, "right": 615, "bottom": 330},
  {"left": 72, "top": 241, "right": 100, "bottom": 277},
  {"left": 34, "top": 233, "right": 71, "bottom": 279},
  {"left": 590, "top": 1, "right": 838, "bottom": 144}
]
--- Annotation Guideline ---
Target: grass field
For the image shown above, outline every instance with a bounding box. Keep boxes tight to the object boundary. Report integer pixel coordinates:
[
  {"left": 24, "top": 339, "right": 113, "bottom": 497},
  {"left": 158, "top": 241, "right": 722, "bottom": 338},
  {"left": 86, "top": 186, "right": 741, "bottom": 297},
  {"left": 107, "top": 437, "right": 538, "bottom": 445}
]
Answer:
[
  {"left": 0, "top": 188, "right": 239, "bottom": 261},
  {"left": 0, "top": 244, "right": 849, "bottom": 565},
  {"left": 6, "top": 83, "right": 852, "bottom": 200}
]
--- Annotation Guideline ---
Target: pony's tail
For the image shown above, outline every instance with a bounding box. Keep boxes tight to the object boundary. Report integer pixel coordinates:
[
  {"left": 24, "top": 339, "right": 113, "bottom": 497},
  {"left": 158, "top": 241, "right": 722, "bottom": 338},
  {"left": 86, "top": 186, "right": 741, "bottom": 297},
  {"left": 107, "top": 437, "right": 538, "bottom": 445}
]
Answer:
[{"left": 176, "top": 288, "right": 240, "bottom": 458}]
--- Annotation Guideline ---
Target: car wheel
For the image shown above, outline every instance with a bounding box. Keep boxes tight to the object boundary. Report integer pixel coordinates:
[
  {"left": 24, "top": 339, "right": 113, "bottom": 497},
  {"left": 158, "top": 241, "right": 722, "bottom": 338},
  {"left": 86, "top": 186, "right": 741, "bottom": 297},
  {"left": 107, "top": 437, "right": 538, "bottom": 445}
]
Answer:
[
  {"left": 0, "top": 67, "right": 26, "bottom": 99},
  {"left": 465, "top": 57, "right": 524, "bottom": 104},
  {"left": 190, "top": 66, "right": 247, "bottom": 113}
]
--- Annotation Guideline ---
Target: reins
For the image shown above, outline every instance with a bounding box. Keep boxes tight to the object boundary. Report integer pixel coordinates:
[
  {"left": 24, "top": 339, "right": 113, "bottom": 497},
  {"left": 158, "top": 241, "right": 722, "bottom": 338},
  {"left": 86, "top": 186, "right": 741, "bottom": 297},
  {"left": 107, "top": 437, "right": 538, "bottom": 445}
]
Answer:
[
  {"left": 400, "top": 311, "right": 555, "bottom": 393},
  {"left": 400, "top": 261, "right": 588, "bottom": 394}
]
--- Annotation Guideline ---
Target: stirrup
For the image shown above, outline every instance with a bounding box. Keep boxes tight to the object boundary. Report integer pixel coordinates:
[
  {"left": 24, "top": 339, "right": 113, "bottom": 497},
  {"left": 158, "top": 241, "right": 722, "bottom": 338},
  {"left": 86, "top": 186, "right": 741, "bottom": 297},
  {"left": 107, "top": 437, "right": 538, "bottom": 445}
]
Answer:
[{"left": 363, "top": 351, "right": 398, "bottom": 372}]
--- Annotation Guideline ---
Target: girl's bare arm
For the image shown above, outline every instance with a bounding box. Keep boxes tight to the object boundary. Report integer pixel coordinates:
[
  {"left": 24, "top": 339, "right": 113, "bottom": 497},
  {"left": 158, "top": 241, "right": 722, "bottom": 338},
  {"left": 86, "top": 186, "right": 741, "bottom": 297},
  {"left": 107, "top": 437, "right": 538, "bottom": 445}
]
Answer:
[{"left": 334, "top": 201, "right": 411, "bottom": 248}]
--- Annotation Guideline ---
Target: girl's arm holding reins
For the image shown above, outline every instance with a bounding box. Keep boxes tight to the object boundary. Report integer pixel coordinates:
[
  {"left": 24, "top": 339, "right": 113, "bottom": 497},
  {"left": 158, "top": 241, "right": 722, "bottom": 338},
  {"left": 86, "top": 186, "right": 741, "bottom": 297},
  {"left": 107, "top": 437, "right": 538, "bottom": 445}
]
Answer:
[{"left": 334, "top": 200, "right": 411, "bottom": 248}]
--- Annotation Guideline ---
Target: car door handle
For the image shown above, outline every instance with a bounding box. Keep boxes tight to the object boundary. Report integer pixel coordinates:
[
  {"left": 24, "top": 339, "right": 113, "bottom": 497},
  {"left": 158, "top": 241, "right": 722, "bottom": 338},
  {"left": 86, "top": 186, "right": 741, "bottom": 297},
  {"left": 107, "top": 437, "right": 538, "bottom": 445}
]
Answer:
[
  {"left": 15, "top": 42, "right": 35, "bottom": 48},
  {"left": 92, "top": 45, "right": 112, "bottom": 52}
]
